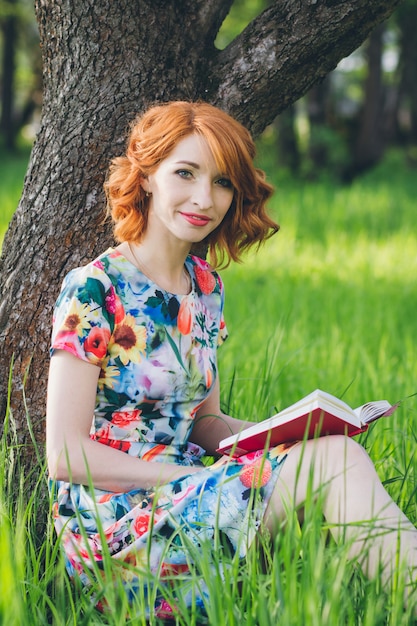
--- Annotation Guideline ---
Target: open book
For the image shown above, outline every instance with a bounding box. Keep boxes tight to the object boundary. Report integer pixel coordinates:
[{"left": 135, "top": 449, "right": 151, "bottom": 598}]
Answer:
[{"left": 217, "top": 389, "right": 399, "bottom": 457}]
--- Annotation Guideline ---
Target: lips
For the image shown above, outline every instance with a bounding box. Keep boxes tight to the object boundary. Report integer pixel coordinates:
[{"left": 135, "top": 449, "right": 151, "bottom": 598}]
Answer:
[{"left": 180, "top": 212, "right": 211, "bottom": 227}]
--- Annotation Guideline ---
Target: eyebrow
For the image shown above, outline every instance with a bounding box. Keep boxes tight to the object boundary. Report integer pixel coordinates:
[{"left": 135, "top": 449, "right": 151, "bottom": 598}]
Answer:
[{"left": 174, "top": 160, "right": 200, "bottom": 169}]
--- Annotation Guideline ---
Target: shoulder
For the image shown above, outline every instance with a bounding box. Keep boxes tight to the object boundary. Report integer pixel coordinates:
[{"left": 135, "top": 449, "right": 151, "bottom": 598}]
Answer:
[
  {"left": 51, "top": 251, "right": 121, "bottom": 363},
  {"left": 187, "top": 255, "right": 224, "bottom": 296},
  {"left": 54, "top": 249, "right": 126, "bottom": 316},
  {"left": 59, "top": 248, "right": 120, "bottom": 294}
]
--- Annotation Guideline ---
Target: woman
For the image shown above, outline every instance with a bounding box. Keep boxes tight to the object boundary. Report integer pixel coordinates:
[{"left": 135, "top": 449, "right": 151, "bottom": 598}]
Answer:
[{"left": 46, "top": 101, "right": 417, "bottom": 618}]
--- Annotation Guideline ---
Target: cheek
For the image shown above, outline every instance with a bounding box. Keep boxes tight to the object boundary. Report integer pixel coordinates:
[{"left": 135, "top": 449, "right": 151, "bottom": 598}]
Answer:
[
  {"left": 222, "top": 194, "right": 234, "bottom": 218},
  {"left": 218, "top": 190, "right": 234, "bottom": 215}
]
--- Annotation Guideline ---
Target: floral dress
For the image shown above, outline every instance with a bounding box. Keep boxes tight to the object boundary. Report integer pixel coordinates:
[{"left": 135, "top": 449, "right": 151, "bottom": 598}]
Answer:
[{"left": 50, "top": 248, "right": 289, "bottom": 618}]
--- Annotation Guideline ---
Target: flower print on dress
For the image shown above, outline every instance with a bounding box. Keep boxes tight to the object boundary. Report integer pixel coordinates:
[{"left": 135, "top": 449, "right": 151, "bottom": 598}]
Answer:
[
  {"left": 177, "top": 297, "right": 193, "bottom": 335},
  {"left": 93, "top": 259, "right": 105, "bottom": 271},
  {"left": 111, "top": 409, "right": 142, "bottom": 429},
  {"left": 62, "top": 299, "right": 93, "bottom": 334},
  {"left": 102, "top": 437, "right": 132, "bottom": 453},
  {"left": 194, "top": 264, "right": 216, "bottom": 295},
  {"left": 192, "top": 298, "right": 218, "bottom": 350},
  {"left": 62, "top": 533, "right": 99, "bottom": 571},
  {"left": 143, "top": 289, "right": 181, "bottom": 326},
  {"left": 155, "top": 599, "right": 176, "bottom": 620},
  {"left": 109, "top": 314, "right": 147, "bottom": 365},
  {"left": 190, "top": 300, "right": 218, "bottom": 390},
  {"left": 84, "top": 327, "right": 111, "bottom": 365},
  {"left": 53, "top": 329, "right": 85, "bottom": 360},
  {"left": 192, "top": 255, "right": 215, "bottom": 275},
  {"left": 97, "top": 358, "right": 120, "bottom": 390},
  {"left": 132, "top": 512, "right": 153, "bottom": 538},
  {"left": 50, "top": 248, "right": 290, "bottom": 621},
  {"left": 105, "top": 285, "right": 125, "bottom": 324},
  {"left": 239, "top": 458, "right": 273, "bottom": 488}
]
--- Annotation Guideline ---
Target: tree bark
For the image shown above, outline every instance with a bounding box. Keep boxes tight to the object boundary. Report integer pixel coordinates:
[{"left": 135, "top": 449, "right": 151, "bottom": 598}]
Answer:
[{"left": 0, "top": 0, "right": 401, "bottom": 478}]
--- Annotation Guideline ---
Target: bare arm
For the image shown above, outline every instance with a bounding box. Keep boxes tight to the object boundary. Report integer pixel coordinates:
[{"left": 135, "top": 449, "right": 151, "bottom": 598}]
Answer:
[
  {"left": 190, "top": 376, "right": 252, "bottom": 455},
  {"left": 46, "top": 350, "right": 201, "bottom": 492}
]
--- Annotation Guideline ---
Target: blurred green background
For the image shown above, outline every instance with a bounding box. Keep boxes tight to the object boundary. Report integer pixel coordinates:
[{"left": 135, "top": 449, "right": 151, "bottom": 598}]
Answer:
[
  {"left": 0, "top": 0, "right": 417, "bottom": 190},
  {"left": 1, "top": 0, "right": 417, "bottom": 187}
]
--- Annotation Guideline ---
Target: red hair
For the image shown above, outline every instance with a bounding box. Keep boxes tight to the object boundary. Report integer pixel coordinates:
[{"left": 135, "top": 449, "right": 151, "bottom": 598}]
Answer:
[{"left": 105, "top": 101, "right": 279, "bottom": 267}]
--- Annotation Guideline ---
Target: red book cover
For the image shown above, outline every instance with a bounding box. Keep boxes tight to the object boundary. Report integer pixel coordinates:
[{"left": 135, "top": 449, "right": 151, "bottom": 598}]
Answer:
[{"left": 217, "top": 389, "right": 395, "bottom": 458}]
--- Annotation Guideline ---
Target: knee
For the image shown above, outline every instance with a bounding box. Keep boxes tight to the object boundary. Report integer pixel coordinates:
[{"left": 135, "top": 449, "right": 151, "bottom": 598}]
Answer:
[
  {"left": 317, "top": 434, "right": 371, "bottom": 472},
  {"left": 282, "top": 435, "right": 373, "bottom": 489},
  {"left": 326, "top": 434, "right": 367, "bottom": 456}
]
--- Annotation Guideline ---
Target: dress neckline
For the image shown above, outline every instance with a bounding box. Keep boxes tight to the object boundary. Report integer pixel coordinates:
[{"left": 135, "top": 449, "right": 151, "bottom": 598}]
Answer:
[{"left": 107, "top": 247, "right": 194, "bottom": 298}]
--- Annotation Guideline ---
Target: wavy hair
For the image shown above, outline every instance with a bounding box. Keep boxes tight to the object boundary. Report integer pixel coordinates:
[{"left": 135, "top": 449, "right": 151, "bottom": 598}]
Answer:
[{"left": 105, "top": 101, "right": 279, "bottom": 267}]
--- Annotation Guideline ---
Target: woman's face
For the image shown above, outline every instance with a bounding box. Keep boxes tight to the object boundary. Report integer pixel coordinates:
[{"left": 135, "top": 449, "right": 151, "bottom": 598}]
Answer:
[{"left": 143, "top": 133, "right": 234, "bottom": 246}]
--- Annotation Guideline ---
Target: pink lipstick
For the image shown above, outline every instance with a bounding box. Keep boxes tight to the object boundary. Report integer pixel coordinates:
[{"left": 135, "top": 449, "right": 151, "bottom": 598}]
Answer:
[{"left": 180, "top": 213, "right": 211, "bottom": 227}]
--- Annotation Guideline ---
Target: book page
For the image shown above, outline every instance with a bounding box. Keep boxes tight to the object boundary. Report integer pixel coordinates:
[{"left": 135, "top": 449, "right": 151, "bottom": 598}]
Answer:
[{"left": 354, "top": 400, "right": 393, "bottom": 424}]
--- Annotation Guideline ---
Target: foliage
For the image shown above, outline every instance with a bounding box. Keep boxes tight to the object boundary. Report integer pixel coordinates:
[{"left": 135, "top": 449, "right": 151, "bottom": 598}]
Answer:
[
  {"left": 215, "top": 0, "right": 271, "bottom": 49},
  {"left": 0, "top": 147, "right": 29, "bottom": 245},
  {"left": 0, "top": 0, "right": 41, "bottom": 149},
  {"left": 217, "top": 0, "right": 417, "bottom": 179},
  {"left": 3, "top": 0, "right": 417, "bottom": 176},
  {"left": 1, "top": 153, "right": 417, "bottom": 623}
]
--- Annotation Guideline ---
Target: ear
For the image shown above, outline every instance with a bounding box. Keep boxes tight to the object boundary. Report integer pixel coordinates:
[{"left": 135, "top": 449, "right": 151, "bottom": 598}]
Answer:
[{"left": 140, "top": 177, "right": 151, "bottom": 194}]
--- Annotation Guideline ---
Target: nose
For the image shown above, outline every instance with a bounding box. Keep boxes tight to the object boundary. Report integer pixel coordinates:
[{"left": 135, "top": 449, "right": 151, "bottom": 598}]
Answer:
[{"left": 192, "top": 180, "right": 213, "bottom": 210}]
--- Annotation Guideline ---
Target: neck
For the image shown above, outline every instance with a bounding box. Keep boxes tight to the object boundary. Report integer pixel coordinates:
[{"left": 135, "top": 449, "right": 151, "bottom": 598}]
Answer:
[{"left": 125, "top": 242, "right": 192, "bottom": 295}]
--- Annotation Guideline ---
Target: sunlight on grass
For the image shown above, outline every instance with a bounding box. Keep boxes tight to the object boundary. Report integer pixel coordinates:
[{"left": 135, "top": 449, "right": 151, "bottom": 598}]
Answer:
[
  {"left": 1, "top": 151, "right": 417, "bottom": 624},
  {"left": 221, "top": 165, "right": 417, "bottom": 403}
]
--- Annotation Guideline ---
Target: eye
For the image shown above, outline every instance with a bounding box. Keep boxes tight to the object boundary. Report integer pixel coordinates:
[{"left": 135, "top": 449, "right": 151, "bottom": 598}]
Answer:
[
  {"left": 216, "top": 177, "right": 233, "bottom": 189},
  {"left": 176, "top": 169, "right": 193, "bottom": 179}
]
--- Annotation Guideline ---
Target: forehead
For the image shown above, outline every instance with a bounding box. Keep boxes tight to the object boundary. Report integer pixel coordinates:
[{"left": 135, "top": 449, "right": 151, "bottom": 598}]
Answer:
[{"left": 162, "top": 133, "right": 220, "bottom": 170}]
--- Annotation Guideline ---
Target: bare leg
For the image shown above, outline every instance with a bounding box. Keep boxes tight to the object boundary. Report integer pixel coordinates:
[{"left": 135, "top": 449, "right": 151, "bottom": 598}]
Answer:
[{"left": 264, "top": 435, "right": 417, "bottom": 594}]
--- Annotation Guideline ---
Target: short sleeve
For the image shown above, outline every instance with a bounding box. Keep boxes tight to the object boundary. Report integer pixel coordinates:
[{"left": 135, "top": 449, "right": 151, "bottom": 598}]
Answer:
[{"left": 50, "top": 262, "right": 115, "bottom": 367}]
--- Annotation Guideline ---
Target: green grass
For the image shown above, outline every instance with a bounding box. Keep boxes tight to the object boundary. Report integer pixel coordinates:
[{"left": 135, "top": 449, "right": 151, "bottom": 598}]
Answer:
[
  {"left": 0, "top": 148, "right": 31, "bottom": 245},
  {"left": 1, "top": 151, "right": 417, "bottom": 624}
]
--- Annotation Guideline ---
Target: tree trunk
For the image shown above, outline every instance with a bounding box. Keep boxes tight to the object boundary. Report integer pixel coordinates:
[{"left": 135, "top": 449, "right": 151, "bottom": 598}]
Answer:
[
  {"left": 275, "top": 106, "right": 300, "bottom": 175},
  {"left": 396, "top": 2, "right": 417, "bottom": 146},
  {"left": 0, "top": 0, "right": 402, "bottom": 481},
  {"left": 349, "top": 24, "right": 385, "bottom": 177},
  {"left": 306, "top": 78, "right": 332, "bottom": 173}
]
